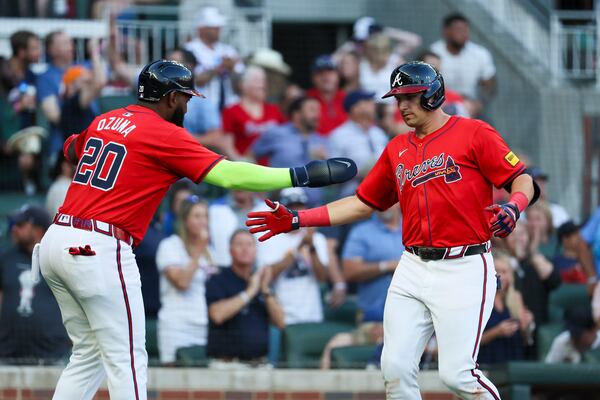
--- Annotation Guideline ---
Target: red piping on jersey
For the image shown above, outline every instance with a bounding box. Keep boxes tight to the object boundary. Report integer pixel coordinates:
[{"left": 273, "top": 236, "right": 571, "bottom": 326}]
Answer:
[
  {"left": 195, "top": 155, "right": 225, "bottom": 184},
  {"left": 356, "top": 191, "right": 385, "bottom": 212},
  {"left": 470, "top": 254, "right": 500, "bottom": 400},
  {"left": 116, "top": 239, "right": 140, "bottom": 400}
]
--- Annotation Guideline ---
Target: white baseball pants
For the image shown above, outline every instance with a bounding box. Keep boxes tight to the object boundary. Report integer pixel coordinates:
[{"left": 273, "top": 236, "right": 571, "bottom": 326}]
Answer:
[
  {"left": 39, "top": 224, "right": 147, "bottom": 400},
  {"left": 381, "top": 251, "right": 500, "bottom": 400}
]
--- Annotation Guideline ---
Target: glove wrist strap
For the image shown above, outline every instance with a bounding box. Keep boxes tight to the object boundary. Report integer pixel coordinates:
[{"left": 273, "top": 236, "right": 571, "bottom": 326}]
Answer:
[
  {"left": 509, "top": 191, "right": 529, "bottom": 213},
  {"left": 298, "top": 206, "right": 331, "bottom": 227}
]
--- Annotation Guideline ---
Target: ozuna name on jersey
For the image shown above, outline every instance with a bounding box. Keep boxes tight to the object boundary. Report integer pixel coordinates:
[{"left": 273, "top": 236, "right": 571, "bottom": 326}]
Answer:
[{"left": 97, "top": 116, "right": 137, "bottom": 137}]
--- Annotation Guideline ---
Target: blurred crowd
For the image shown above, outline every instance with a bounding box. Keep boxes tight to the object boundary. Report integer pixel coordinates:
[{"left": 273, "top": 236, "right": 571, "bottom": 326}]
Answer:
[{"left": 0, "top": 6, "right": 599, "bottom": 370}]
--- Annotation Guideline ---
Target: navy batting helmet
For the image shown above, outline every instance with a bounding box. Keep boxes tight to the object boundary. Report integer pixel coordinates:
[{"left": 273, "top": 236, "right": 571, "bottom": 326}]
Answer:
[
  {"left": 382, "top": 61, "right": 445, "bottom": 111},
  {"left": 137, "top": 59, "right": 204, "bottom": 102}
]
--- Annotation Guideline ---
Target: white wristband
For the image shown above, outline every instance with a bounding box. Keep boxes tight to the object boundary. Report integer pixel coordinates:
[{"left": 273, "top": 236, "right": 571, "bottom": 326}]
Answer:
[
  {"left": 239, "top": 291, "right": 250, "bottom": 304},
  {"left": 378, "top": 261, "right": 387, "bottom": 272},
  {"left": 334, "top": 282, "right": 347, "bottom": 291}
]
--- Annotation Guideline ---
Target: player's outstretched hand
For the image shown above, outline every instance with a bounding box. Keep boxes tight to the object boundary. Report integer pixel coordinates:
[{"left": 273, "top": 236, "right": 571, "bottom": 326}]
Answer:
[
  {"left": 484, "top": 202, "right": 520, "bottom": 238},
  {"left": 246, "top": 199, "right": 300, "bottom": 242}
]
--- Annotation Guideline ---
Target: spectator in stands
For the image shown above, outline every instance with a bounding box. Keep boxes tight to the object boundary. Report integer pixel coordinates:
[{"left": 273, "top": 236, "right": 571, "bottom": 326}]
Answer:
[
  {"left": 257, "top": 188, "right": 329, "bottom": 325},
  {"left": 478, "top": 250, "right": 533, "bottom": 364},
  {"left": 545, "top": 306, "right": 600, "bottom": 363},
  {"left": 417, "top": 50, "right": 470, "bottom": 117},
  {"left": 135, "top": 214, "right": 162, "bottom": 319},
  {"left": 205, "top": 230, "right": 285, "bottom": 366},
  {"left": 430, "top": 13, "right": 496, "bottom": 117},
  {"left": 167, "top": 47, "right": 237, "bottom": 159},
  {"left": 0, "top": 205, "right": 70, "bottom": 364},
  {"left": 337, "top": 51, "right": 360, "bottom": 93},
  {"left": 505, "top": 221, "right": 561, "bottom": 357},
  {"left": 279, "top": 83, "right": 304, "bottom": 118},
  {"left": 46, "top": 151, "right": 74, "bottom": 216},
  {"left": 37, "top": 30, "right": 75, "bottom": 154},
  {"left": 329, "top": 90, "right": 388, "bottom": 196},
  {"left": 375, "top": 103, "right": 410, "bottom": 138},
  {"left": 59, "top": 39, "right": 106, "bottom": 140},
  {"left": 1, "top": 30, "right": 41, "bottom": 129},
  {"left": 156, "top": 196, "right": 217, "bottom": 365},
  {"left": 247, "top": 48, "right": 292, "bottom": 105},
  {"left": 222, "top": 66, "right": 285, "bottom": 160},
  {"left": 306, "top": 55, "right": 347, "bottom": 136},
  {"left": 582, "top": 206, "right": 600, "bottom": 276},
  {"left": 342, "top": 205, "right": 402, "bottom": 319},
  {"left": 162, "top": 180, "right": 194, "bottom": 237},
  {"left": 209, "top": 190, "right": 262, "bottom": 267},
  {"left": 359, "top": 33, "right": 403, "bottom": 103},
  {"left": 526, "top": 202, "right": 557, "bottom": 259},
  {"left": 185, "top": 6, "right": 243, "bottom": 111},
  {"left": 528, "top": 167, "right": 571, "bottom": 228},
  {"left": 552, "top": 221, "right": 596, "bottom": 284}
]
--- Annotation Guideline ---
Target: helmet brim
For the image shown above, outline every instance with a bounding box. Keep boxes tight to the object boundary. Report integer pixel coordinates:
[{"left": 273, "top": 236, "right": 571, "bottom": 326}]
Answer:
[
  {"left": 178, "top": 88, "right": 205, "bottom": 98},
  {"left": 382, "top": 85, "right": 429, "bottom": 99}
]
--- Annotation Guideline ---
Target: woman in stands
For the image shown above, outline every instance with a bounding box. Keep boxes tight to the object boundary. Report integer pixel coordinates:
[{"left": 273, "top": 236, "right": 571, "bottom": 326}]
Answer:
[{"left": 156, "top": 195, "right": 217, "bottom": 365}]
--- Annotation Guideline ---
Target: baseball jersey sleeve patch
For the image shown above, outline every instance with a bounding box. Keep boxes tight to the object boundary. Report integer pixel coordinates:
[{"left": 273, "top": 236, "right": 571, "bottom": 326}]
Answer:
[{"left": 504, "top": 151, "right": 519, "bottom": 167}]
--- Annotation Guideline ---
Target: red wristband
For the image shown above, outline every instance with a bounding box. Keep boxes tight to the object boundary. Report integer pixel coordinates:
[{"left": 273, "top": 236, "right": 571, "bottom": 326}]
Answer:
[
  {"left": 509, "top": 191, "right": 529, "bottom": 212},
  {"left": 298, "top": 206, "right": 331, "bottom": 227}
]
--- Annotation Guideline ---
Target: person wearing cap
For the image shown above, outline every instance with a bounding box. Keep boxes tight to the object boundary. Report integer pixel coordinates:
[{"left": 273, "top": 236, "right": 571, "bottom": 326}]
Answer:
[
  {"left": 247, "top": 48, "right": 291, "bottom": 105},
  {"left": 329, "top": 90, "right": 388, "bottom": 196},
  {"left": 257, "top": 188, "right": 330, "bottom": 326},
  {"left": 552, "top": 221, "right": 594, "bottom": 284},
  {"left": 545, "top": 306, "right": 600, "bottom": 363},
  {"left": 184, "top": 6, "right": 243, "bottom": 111},
  {"left": 59, "top": 38, "right": 107, "bottom": 142},
  {"left": 0, "top": 205, "right": 70, "bottom": 364},
  {"left": 306, "top": 55, "right": 347, "bottom": 135}
]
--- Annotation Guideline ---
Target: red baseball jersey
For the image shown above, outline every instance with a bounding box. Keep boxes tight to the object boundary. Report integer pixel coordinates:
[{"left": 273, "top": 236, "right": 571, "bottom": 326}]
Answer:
[
  {"left": 356, "top": 116, "right": 525, "bottom": 248},
  {"left": 59, "top": 105, "right": 224, "bottom": 244},
  {"left": 222, "top": 103, "right": 284, "bottom": 156}
]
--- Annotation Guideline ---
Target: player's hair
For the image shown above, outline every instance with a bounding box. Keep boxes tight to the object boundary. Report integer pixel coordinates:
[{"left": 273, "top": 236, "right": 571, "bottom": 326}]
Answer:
[
  {"left": 443, "top": 13, "right": 469, "bottom": 28},
  {"left": 229, "top": 228, "right": 255, "bottom": 245},
  {"left": 10, "top": 30, "right": 37, "bottom": 56}
]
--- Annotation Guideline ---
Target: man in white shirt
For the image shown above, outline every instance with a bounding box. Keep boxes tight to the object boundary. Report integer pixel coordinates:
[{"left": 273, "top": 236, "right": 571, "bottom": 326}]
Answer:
[
  {"left": 430, "top": 13, "right": 496, "bottom": 117},
  {"left": 545, "top": 307, "right": 600, "bottom": 363},
  {"left": 257, "top": 188, "right": 329, "bottom": 325},
  {"left": 184, "top": 6, "right": 244, "bottom": 110}
]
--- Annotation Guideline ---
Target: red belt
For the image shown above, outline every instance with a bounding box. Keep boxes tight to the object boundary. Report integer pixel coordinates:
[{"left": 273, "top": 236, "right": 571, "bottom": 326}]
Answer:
[{"left": 53, "top": 213, "right": 134, "bottom": 246}]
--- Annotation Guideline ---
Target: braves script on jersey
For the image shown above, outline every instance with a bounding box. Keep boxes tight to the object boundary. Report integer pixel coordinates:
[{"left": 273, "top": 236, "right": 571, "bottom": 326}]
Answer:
[
  {"left": 356, "top": 115, "right": 525, "bottom": 248},
  {"left": 60, "top": 105, "right": 224, "bottom": 244}
]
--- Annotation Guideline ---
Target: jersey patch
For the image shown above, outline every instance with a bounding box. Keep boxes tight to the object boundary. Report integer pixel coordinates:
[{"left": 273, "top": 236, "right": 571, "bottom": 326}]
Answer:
[{"left": 504, "top": 151, "right": 519, "bottom": 167}]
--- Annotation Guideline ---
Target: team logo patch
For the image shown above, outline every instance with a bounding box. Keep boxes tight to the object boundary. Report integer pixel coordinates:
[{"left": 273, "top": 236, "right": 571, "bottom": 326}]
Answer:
[
  {"left": 391, "top": 72, "right": 403, "bottom": 87},
  {"left": 395, "top": 152, "right": 462, "bottom": 192},
  {"left": 504, "top": 151, "right": 519, "bottom": 167}
]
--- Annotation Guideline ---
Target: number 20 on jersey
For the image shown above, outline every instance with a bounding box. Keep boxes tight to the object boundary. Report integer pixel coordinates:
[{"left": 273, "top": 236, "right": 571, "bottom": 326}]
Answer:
[{"left": 73, "top": 137, "right": 127, "bottom": 191}]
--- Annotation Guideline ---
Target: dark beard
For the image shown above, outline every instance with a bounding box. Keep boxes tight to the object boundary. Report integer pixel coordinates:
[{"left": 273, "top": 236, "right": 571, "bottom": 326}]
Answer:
[{"left": 170, "top": 105, "right": 185, "bottom": 127}]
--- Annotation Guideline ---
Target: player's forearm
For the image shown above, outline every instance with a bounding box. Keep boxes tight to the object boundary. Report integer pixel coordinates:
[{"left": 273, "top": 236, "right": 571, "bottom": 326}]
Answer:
[
  {"left": 204, "top": 160, "right": 292, "bottom": 191},
  {"left": 510, "top": 174, "right": 534, "bottom": 203},
  {"left": 326, "top": 195, "right": 375, "bottom": 226}
]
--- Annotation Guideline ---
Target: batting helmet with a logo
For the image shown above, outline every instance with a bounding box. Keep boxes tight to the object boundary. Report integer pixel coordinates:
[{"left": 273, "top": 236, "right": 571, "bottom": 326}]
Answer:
[{"left": 382, "top": 61, "right": 445, "bottom": 111}]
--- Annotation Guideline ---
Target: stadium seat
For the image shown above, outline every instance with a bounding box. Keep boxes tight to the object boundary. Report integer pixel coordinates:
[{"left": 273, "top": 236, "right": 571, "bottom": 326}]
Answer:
[
  {"left": 176, "top": 345, "right": 208, "bottom": 367},
  {"left": 323, "top": 297, "right": 357, "bottom": 325},
  {"left": 98, "top": 94, "right": 136, "bottom": 114},
  {"left": 549, "top": 284, "right": 589, "bottom": 312},
  {"left": 330, "top": 344, "right": 379, "bottom": 369},
  {"left": 283, "top": 322, "right": 353, "bottom": 368},
  {"left": 536, "top": 322, "right": 564, "bottom": 361},
  {"left": 145, "top": 318, "right": 160, "bottom": 366}
]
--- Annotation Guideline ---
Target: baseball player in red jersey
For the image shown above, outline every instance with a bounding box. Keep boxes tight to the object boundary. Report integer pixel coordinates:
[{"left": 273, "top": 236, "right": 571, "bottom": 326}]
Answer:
[
  {"left": 36, "top": 60, "right": 356, "bottom": 400},
  {"left": 247, "top": 62, "right": 539, "bottom": 399}
]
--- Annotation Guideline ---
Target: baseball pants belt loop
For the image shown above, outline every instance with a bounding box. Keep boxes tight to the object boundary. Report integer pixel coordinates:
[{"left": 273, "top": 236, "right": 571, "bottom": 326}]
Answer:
[
  {"left": 407, "top": 241, "right": 490, "bottom": 261},
  {"left": 53, "top": 213, "right": 134, "bottom": 246}
]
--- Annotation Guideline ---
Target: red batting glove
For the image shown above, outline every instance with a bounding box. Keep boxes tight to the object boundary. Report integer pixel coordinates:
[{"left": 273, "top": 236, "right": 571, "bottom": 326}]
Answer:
[
  {"left": 484, "top": 203, "right": 520, "bottom": 238},
  {"left": 246, "top": 199, "right": 300, "bottom": 242}
]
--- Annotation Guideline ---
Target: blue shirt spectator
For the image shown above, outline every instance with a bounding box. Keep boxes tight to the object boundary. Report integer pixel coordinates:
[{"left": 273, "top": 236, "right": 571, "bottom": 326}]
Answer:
[
  {"left": 342, "top": 208, "right": 403, "bottom": 314},
  {"left": 581, "top": 206, "right": 600, "bottom": 275},
  {"left": 183, "top": 96, "right": 221, "bottom": 135}
]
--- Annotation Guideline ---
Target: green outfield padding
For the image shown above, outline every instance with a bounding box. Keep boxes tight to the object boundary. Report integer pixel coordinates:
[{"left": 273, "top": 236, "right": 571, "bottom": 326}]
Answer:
[
  {"left": 176, "top": 345, "right": 207, "bottom": 367},
  {"left": 283, "top": 322, "right": 353, "bottom": 368},
  {"left": 330, "top": 344, "right": 379, "bottom": 369}
]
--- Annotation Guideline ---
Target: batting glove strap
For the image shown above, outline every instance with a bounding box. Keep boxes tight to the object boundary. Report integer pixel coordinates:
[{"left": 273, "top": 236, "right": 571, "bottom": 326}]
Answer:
[{"left": 290, "top": 158, "right": 357, "bottom": 188}]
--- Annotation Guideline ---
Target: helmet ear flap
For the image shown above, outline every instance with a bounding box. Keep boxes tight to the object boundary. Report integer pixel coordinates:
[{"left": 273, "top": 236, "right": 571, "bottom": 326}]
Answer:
[{"left": 420, "top": 76, "right": 445, "bottom": 111}]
